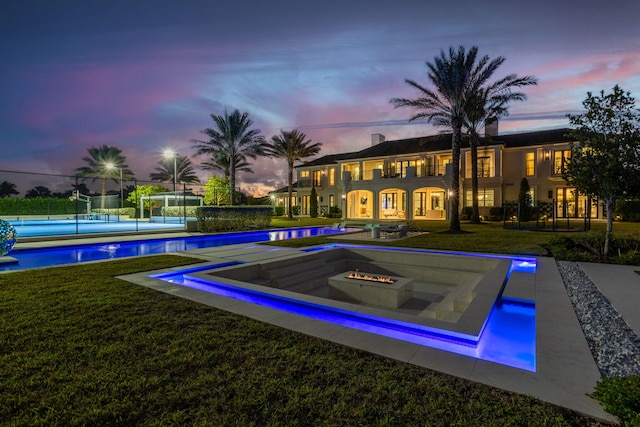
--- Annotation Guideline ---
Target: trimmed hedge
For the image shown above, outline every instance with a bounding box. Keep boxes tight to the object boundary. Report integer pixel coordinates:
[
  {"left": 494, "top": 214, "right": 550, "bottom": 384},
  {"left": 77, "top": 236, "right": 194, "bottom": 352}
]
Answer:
[
  {"left": 92, "top": 208, "right": 136, "bottom": 217},
  {"left": 161, "top": 206, "right": 199, "bottom": 218},
  {"left": 196, "top": 206, "right": 273, "bottom": 232},
  {"left": 0, "top": 197, "right": 77, "bottom": 216}
]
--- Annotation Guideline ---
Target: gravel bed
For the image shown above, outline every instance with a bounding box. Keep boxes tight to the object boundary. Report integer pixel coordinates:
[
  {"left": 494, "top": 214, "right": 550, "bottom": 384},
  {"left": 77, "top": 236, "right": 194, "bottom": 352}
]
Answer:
[{"left": 557, "top": 260, "right": 640, "bottom": 378}]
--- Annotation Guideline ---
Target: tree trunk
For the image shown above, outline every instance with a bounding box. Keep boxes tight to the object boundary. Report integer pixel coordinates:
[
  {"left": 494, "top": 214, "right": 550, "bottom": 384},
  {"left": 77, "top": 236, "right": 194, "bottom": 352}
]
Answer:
[
  {"left": 604, "top": 197, "right": 614, "bottom": 258},
  {"left": 100, "top": 177, "right": 107, "bottom": 210},
  {"left": 470, "top": 134, "right": 481, "bottom": 223},
  {"left": 287, "top": 163, "right": 294, "bottom": 219},
  {"left": 450, "top": 126, "right": 462, "bottom": 232},
  {"left": 229, "top": 164, "right": 236, "bottom": 206}
]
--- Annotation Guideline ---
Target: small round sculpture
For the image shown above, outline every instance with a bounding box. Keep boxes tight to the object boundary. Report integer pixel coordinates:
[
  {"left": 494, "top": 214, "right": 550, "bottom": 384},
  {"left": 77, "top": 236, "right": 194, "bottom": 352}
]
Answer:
[{"left": 0, "top": 220, "right": 17, "bottom": 256}]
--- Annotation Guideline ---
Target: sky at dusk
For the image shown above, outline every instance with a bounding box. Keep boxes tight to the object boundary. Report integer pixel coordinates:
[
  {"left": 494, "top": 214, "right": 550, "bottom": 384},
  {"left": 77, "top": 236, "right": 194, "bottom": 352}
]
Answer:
[{"left": 1, "top": 0, "right": 639, "bottom": 197}]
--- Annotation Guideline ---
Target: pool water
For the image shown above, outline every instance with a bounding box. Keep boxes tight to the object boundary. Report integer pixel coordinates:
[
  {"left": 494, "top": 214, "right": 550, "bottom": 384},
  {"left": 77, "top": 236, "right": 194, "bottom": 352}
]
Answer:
[
  {"left": 150, "top": 259, "right": 536, "bottom": 371},
  {"left": 0, "top": 227, "right": 346, "bottom": 272}
]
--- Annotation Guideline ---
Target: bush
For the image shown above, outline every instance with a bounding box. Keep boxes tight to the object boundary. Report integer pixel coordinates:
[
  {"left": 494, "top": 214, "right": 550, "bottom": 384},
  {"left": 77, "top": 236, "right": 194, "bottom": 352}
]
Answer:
[
  {"left": 0, "top": 197, "right": 78, "bottom": 216},
  {"left": 592, "top": 375, "right": 640, "bottom": 426},
  {"left": 489, "top": 207, "right": 503, "bottom": 221},
  {"left": 310, "top": 188, "right": 318, "bottom": 218},
  {"left": 195, "top": 206, "right": 272, "bottom": 232},
  {"left": 161, "top": 206, "right": 199, "bottom": 218},
  {"left": 615, "top": 200, "right": 640, "bottom": 222},
  {"left": 274, "top": 206, "right": 285, "bottom": 216},
  {"left": 291, "top": 206, "right": 300, "bottom": 216},
  {"left": 547, "top": 233, "right": 640, "bottom": 264},
  {"left": 92, "top": 208, "right": 136, "bottom": 217},
  {"left": 328, "top": 206, "right": 342, "bottom": 218}
]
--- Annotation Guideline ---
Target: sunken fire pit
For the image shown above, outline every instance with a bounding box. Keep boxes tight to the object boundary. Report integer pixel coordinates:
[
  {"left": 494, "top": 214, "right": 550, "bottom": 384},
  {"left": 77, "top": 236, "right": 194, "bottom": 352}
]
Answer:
[{"left": 328, "top": 270, "right": 414, "bottom": 308}]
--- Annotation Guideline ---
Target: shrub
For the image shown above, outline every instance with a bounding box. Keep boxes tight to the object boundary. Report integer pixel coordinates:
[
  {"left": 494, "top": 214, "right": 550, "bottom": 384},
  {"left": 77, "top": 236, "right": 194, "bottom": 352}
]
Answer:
[
  {"left": 489, "top": 207, "right": 503, "bottom": 221},
  {"left": 291, "top": 206, "right": 300, "bottom": 216},
  {"left": 0, "top": 197, "right": 78, "bottom": 216},
  {"left": 328, "top": 206, "right": 342, "bottom": 218},
  {"left": 592, "top": 375, "right": 640, "bottom": 426},
  {"left": 615, "top": 200, "right": 640, "bottom": 222},
  {"left": 310, "top": 188, "right": 318, "bottom": 218},
  {"left": 161, "top": 206, "right": 199, "bottom": 218},
  {"left": 274, "top": 206, "right": 285, "bottom": 216},
  {"left": 195, "top": 206, "right": 272, "bottom": 232},
  {"left": 92, "top": 208, "right": 136, "bottom": 217}
]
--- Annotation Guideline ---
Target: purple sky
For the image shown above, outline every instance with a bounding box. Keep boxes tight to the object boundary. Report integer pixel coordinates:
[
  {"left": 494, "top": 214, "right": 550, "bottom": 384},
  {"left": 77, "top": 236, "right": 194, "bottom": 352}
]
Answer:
[{"left": 1, "top": 0, "right": 639, "bottom": 197}]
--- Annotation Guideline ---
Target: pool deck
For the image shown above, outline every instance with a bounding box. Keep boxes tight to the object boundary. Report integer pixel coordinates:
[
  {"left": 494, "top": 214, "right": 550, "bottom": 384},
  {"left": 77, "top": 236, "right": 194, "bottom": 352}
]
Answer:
[{"left": 12, "top": 231, "right": 640, "bottom": 422}]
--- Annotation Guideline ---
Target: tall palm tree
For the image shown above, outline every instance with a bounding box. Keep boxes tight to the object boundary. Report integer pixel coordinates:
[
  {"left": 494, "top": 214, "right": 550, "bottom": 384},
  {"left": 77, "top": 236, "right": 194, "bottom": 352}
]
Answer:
[
  {"left": 193, "top": 109, "right": 267, "bottom": 204},
  {"left": 264, "top": 129, "right": 322, "bottom": 219},
  {"left": 75, "top": 145, "right": 134, "bottom": 209},
  {"left": 391, "top": 46, "right": 531, "bottom": 231},
  {"left": 200, "top": 151, "right": 253, "bottom": 179},
  {"left": 149, "top": 155, "right": 200, "bottom": 186},
  {"left": 464, "top": 70, "right": 537, "bottom": 223}
]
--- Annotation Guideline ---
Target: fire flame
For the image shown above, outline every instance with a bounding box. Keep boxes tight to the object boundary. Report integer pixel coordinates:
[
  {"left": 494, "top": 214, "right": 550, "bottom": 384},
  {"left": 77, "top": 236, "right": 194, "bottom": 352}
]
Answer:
[{"left": 346, "top": 268, "right": 395, "bottom": 284}]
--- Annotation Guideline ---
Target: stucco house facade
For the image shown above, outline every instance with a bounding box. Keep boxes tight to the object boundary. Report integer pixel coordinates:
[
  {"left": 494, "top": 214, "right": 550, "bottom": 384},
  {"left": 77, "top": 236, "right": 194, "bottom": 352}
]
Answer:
[{"left": 271, "top": 126, "right": 599, "bottom": 221}]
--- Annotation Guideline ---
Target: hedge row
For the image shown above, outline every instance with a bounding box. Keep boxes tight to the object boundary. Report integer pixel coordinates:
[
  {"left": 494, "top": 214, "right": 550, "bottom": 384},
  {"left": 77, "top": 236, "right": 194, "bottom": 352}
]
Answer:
[
  {"left": 92, "top": 208, "right": 136, "bottom": 217},
  {"left": 161, "top": 206, "right": 199, "bottom": 218},
  {"left": 196, "top": 206, "right": 272, "bottom": 232},
  {"left": 0, "top": 198, "right": 78, "bottom": 215}
]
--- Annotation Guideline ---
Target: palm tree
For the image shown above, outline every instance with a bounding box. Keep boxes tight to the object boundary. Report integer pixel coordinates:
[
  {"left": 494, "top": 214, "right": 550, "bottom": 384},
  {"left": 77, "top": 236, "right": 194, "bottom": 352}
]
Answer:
[
  {"left": 464, "top": 70, "right": 537, "bottom": 223},
  {"left": 0, "top": 181, "right": 19, "bottom": 197},
  {"left": 200, "top": 151, "right": 253, "bottom": 179},
  {"left": 264, "top": 129, "right": 322, "bottom": 219},
  {"left": 150, "top": 155, "right": 200, "bottom": 186},
  {"left": 391, "top": 46, "right": 530, "bottom": 231},
  {"left": 75, "top": 145, "right": 134, "bottom": 209},
  {"left": 193, "top": 109, "right": 267, "bottom": 204}
]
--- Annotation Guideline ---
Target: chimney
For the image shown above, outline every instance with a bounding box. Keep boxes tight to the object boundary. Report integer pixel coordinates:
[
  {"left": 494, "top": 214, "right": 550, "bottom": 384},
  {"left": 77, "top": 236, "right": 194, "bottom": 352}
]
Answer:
[
  {"left": 484, "top": 120, "right": 498, "bottom": 138},
  {"left": 371, "top": 133, "right": 386, "bottom": 146}
]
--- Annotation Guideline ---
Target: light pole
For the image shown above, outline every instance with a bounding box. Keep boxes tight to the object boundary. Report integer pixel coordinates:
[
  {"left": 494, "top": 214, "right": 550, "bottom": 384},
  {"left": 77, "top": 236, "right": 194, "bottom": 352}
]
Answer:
[
  {"left": 105, "top": 162, "right": 123, "bottom": 210},
  {"left": 163, "top": 149, "right": 177, "bottom": 193}
]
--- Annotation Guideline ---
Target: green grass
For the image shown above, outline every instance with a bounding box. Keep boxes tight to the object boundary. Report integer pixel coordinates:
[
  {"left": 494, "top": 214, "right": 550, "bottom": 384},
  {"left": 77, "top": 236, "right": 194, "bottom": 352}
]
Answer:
[
  {"left": 0, "top": 256, "right": 607, "bottom": 426},
  {"left": 265, "top": 219, "right": 640, "bottom": 262}
]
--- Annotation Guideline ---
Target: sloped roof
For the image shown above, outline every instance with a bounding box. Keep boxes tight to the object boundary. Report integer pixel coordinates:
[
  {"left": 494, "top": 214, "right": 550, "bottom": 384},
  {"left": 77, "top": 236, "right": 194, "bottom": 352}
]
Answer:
[
  {"left": 299, "top": 151, "right": 361, "bottom": 167},
  {"left": 490, "top": 128, "right": 573, "bottom": 147},
  {"left": 298, "top": 128, "right": 573, "bottom": 167}
]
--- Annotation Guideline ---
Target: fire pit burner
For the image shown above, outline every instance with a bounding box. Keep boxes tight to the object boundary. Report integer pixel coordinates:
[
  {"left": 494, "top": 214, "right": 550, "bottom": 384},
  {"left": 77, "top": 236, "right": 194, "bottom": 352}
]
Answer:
[{"left": 345, "top": 269, "right": 395, "bottom": 284}]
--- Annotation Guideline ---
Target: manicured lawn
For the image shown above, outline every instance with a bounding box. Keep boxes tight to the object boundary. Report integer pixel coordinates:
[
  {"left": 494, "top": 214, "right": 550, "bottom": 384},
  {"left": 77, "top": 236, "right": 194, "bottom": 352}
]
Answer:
[
  {"left": 267, "top": 219, "right": 640, "bottom": 261},
  {"left": 0, "top": 255, "right": 605, "bottom": 425}
]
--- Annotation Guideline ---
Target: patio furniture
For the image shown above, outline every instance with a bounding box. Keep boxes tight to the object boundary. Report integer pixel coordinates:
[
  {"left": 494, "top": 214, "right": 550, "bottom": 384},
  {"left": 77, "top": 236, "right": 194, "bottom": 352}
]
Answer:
[{"left": 380, "top": 223, "right": 408, "bottom": 238}]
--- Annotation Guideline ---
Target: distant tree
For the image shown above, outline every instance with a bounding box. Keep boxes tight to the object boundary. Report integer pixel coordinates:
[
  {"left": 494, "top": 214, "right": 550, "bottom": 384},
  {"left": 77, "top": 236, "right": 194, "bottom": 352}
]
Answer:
[
  {"left": 149, "top": 155, "right": 200, "bottom": 186},
  {"left": 0, "top": 181, "right": 19, "bottom": 197},
  {"left": 310, "top": 187, "right": 318, "bottom": 218},
  {"left": 126, "top": 184, "right": 168, "bottom": 218},
  {"left": 564, "top": 85, "right": 640, "bottom": 257},
  {"left": 264, "top": 129, "right": 322, "bottom": 219},
  {"left": 193, "top": 109, "right": 268, "bottom": 204},
  {"left": 75, "top": 145, "right": 134, "bottom": 209},
  {"left": 391, "top": 46, "right": 533, "bottom": 231},
  {"left": 517, "top": 177, "right": 533, "bottom": 222},
  {"left": 203, "top": 176, "right": 231, "bottom": 205},
  {"left": 25, "top": 186, "right": 52, "bottom": 199}
]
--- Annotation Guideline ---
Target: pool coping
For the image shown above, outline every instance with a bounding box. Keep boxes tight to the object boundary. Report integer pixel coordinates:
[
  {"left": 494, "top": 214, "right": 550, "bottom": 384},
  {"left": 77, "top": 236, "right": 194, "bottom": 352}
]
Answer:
[{"left": 119, "top": 243, "right": 613, "bottom": 422}]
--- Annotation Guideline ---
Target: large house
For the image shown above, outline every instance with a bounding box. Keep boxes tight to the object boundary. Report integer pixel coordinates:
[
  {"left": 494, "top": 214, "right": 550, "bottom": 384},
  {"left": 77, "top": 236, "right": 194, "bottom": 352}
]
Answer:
[{"left": 271, "top": 125, "right": 600, "bottom": 221}]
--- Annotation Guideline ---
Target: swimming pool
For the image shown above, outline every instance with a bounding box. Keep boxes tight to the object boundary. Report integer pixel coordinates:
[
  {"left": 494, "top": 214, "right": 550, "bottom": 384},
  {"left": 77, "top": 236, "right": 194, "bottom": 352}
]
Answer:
[{"left": 0, "top": 227, "right": 346, "bottom": 272}]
